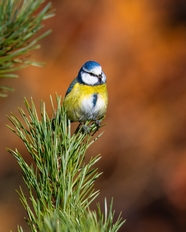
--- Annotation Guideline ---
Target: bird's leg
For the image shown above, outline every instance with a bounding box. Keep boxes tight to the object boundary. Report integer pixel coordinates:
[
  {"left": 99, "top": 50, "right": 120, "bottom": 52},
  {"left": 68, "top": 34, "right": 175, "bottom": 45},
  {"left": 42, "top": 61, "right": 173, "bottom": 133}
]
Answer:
[
  {"left": 76, "top": 120, "right": 101, "bottom": 135},
  {"left": 88, "top": 119, "right": 100, "bottom": 136},
  {"left": 95, "top": 119, "right": 101, "bottom": 128},
  {"left": 80, "top": 122, "right": 90, "bottom": 134}
]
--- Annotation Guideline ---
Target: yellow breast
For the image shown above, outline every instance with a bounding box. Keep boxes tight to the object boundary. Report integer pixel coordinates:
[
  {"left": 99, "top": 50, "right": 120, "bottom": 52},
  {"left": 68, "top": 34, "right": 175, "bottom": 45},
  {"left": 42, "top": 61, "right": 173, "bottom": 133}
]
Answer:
[{"left": 63, "top": 83, "right": 108, "bottom": 122}]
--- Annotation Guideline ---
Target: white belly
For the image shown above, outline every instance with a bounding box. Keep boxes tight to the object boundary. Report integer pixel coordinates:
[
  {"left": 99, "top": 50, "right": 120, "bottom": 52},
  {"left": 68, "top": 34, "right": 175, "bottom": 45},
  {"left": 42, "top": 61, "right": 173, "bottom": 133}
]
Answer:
[{"left": 80, "top": 94, "right": 106, "bottom": 120}]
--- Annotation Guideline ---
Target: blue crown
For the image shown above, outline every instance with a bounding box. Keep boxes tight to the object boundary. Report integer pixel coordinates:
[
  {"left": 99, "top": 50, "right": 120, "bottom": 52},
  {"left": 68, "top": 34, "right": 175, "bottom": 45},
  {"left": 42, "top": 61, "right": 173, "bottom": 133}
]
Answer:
[{"left": 82, "top": 61, "right": 101, "bottom": 72}]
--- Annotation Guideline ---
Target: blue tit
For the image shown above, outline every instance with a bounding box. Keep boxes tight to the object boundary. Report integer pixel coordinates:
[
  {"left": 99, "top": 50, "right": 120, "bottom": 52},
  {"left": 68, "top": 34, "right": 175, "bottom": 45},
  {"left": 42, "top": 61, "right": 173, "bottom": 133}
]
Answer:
[{"left": 63, "top": 61, "right": 108, "bottom": 125}]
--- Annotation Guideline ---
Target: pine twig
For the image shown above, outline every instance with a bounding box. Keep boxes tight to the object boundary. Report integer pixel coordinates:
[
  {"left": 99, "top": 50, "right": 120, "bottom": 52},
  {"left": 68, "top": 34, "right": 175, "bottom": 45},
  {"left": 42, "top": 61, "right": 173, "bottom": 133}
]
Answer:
[
  {"left": 7, "top": 95, "right": 124, "bottom": 232},
  {"left": 0, "top": 0, "right": 55, "bottom": 97}
]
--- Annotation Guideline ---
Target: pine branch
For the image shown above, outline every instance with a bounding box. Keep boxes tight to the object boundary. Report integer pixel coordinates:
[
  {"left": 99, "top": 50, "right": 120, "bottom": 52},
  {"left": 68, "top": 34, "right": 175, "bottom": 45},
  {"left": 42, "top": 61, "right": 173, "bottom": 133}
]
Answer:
[
  {"left": 0, "top": 0, "right": 55, "bottom": 97},
  {"left": 7, "top": 95, "right": 125, "bottom": 232}
]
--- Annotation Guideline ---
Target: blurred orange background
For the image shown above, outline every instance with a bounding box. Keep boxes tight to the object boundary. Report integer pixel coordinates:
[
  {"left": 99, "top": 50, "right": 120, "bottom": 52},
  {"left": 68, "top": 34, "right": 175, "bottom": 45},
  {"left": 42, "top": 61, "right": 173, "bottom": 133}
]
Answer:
[{"left": 1, "top": 0, "right": 186, "bottom": 231}]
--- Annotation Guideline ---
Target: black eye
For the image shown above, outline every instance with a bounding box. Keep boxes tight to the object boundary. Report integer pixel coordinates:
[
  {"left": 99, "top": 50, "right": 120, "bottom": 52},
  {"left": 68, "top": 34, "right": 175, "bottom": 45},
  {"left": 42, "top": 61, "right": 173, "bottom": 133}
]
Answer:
[{"left": 89, "top": 72, "right": 96, "bottom": 76}]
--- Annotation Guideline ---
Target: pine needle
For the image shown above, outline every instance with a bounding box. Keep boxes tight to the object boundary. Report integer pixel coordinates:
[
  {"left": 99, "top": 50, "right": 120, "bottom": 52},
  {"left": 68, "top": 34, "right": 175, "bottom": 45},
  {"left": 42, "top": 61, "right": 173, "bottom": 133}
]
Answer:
[
  {"left": 0, "top": 0, "right": 55, "bottom": 97},
  {"left": 7, "top": 95, "right": 125, "bottom": 232}
]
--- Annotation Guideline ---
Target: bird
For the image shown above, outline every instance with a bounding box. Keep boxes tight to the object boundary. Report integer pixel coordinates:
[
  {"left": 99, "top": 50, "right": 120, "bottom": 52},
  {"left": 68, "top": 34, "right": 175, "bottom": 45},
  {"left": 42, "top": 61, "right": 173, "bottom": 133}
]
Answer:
[{"left": 63, "top": 61, "right": 108, "bottom": 127}]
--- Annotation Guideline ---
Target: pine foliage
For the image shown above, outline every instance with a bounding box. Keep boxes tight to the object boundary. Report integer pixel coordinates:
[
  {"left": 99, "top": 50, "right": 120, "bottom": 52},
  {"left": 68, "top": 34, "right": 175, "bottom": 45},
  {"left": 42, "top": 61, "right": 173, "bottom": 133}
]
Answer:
[
  {"left": 7, "top": 95, "right": 125, "bottom": 232},
  {"left": 0, "top": 0, "right": 54, "bottom": 97}
]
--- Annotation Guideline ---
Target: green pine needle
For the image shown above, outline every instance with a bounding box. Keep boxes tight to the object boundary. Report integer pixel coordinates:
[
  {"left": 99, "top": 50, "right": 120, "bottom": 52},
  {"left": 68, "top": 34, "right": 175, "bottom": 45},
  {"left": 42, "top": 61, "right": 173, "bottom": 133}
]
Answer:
[
  {"left": 0, "top": 85, "right": 14, "bottom": 97},
  {"left": 7, "top": 95, "right": 125, "bottom": 232},
  {"left": 0, "top": 0, "right": 55, "bottom": 97}
]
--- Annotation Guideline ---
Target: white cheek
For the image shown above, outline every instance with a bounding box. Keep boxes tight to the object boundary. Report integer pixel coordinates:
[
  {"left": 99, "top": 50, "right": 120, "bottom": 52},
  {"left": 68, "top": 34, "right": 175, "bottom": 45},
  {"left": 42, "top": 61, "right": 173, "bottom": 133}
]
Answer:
[{"left": 81, "top": 72, "right": 97, "bottom": 85}]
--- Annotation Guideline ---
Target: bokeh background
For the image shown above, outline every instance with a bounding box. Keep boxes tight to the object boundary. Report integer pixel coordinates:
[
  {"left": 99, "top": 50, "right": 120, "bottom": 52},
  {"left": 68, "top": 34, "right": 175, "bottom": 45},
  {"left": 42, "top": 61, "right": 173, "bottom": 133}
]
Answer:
[{"left": 1, "top": 0, "right": 186, "bottom": 231}]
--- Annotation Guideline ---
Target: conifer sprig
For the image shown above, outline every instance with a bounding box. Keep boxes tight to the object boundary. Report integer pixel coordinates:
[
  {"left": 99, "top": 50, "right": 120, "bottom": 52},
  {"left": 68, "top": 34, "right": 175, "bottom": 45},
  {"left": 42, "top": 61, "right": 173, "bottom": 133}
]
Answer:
[
  {"left": 7, "top": 95, "right": 124, "bottom": 232},
  {"left": 0, "top": 0, "right": 55, "bottom": 97}
]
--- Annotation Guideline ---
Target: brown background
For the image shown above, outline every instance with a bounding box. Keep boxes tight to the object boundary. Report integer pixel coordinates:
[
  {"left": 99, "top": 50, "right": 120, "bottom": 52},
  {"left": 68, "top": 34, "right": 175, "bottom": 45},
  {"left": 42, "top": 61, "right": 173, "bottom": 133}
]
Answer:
[{"left": 1, "top": 0, "right": 186, "bottom": 231}]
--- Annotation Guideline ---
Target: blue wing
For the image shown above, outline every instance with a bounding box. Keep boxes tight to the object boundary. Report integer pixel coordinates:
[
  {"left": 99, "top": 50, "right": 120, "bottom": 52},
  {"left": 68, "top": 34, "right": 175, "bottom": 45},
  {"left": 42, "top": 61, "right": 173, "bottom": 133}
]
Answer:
[{"left": 65, "top": 78, "right": 78, "bottom": 96}]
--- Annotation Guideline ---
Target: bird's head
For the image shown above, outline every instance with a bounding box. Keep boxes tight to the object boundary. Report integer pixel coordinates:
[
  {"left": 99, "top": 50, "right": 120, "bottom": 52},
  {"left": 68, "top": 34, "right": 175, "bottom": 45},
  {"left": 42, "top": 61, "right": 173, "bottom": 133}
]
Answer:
[{"left": 78, "top": 61, "right": 106, "bottom": 86}]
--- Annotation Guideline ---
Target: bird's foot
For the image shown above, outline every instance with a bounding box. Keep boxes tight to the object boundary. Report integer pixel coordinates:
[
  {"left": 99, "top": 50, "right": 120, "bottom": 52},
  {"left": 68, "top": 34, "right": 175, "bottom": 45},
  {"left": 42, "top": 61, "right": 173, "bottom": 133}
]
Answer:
[
  {"left": 76, "top": 122, "right": 90, "bottom": 134},
  {"left": 81, "top": 124, "right": 90, "bottom": 134},
  {"left": 75, "top": 119, "right": 102, "bottom": 135},
  {"left": 95, "top": 120, "right": 101, "bottom": 128}
]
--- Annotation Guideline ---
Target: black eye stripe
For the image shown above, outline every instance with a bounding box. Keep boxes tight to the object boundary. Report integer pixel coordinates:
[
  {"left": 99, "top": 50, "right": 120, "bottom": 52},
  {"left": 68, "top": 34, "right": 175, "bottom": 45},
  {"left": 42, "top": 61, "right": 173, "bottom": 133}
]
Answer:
[
  {"left": 85, "top": 71, "right": 101, "bottom": 77},
  {"left": 86, "top": 71, "right": 96, "bottom": 76}
]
